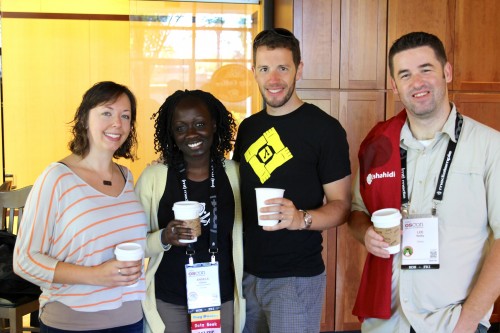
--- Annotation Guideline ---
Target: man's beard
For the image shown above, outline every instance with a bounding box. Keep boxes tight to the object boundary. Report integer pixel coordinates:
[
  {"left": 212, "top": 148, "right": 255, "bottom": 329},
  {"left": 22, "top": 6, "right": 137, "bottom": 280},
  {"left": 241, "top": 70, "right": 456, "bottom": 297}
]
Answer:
[{"left": 261, "top": 80, "right": 296, "bottom": 108}]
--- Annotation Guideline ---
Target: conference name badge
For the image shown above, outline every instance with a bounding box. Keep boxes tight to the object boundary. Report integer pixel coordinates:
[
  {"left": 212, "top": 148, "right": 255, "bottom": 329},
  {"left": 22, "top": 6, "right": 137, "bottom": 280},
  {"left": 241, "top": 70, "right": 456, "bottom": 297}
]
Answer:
[
  {"left": 401, "top": 215, "right": 439, "bottom": 269},
  {"left": 185, "top": 262, "right": 221, "bottom": 333}
]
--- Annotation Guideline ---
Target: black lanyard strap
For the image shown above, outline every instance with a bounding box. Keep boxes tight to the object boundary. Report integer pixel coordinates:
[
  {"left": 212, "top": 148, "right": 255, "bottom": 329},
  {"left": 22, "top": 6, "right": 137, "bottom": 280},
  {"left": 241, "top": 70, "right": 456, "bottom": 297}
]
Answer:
[
  {"left": 400, "top": 112, "right": 463, "bottom": 215},
  {"left": 179, "top": 162, "right": 219, "bottom": 261},
  {"left": 208, "top": 164, "right": 218, "bottom": 255}
]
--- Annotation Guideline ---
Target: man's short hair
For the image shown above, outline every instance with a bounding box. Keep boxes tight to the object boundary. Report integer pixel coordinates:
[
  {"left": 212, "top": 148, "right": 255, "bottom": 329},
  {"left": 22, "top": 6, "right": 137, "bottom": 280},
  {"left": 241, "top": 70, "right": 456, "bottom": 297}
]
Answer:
[
  {"left": 252, "top": 28, "right": 301, "bottom": 68},
  {"left": 388, "top": 31, "right": 447, "bottom": 77}
]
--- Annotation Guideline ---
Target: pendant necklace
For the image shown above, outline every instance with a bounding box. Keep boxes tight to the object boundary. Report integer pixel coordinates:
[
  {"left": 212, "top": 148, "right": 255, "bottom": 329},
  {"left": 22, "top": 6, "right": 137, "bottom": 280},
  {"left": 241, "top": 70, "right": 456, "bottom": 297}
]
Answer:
[
  {"left": 83, "top": 159, "right": 114, "bottom": 186},
  {"left": 102, "top": 164, "right": 114, "bottom": 186}
]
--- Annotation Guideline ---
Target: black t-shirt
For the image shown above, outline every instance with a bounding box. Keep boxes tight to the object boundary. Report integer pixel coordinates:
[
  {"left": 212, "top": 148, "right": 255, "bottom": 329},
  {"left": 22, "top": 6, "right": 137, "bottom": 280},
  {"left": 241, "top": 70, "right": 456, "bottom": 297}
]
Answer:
[
  {"left": 155, "top": 165, "right": 235, "bottom": 305},
  {"left": 233, "top": 103, "right": 351, "bottom": 278}
]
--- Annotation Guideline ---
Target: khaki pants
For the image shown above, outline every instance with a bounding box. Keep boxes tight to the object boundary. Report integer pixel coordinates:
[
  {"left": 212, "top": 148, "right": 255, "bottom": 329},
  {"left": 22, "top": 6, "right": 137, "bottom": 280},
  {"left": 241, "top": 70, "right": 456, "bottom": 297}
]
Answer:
[{"left": 156, "top": 299, "right": 234, "bottom": 333}]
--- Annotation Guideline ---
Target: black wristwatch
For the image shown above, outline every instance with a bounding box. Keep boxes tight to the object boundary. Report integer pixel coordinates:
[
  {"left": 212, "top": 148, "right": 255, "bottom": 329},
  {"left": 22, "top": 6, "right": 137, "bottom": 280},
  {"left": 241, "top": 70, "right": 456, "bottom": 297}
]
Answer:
[{"left": 299, "top": 210, "right": 312, "bottom": 230}]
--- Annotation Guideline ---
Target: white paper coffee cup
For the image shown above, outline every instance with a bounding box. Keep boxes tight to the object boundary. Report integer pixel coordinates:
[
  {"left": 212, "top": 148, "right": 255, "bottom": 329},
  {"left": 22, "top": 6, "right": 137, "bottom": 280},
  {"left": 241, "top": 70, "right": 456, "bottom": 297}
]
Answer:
[
  {"left": 371, "top": 208, "right": 402, "bottom": 254},
  {"left": 115, "top": 242, "right": 143, "bottom": 261},
  {"left": 172, "top": 201, "right": 203, "bottom": 243},
  {"left": 114, "top": 242, "right": 144, "bottom": 287},
  {"left": 255, "top": 188, "right": 285, "bottom": 227}
]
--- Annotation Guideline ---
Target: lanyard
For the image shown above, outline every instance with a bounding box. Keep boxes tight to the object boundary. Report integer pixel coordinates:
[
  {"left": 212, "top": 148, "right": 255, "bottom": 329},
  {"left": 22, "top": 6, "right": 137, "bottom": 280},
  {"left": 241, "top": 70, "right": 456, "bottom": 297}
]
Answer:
[
  {"left": 179, "top": 162, "right": 219, "bottom": 264},
  {"left": 400, "top": 112, "right": 463, "bottom": 216}
]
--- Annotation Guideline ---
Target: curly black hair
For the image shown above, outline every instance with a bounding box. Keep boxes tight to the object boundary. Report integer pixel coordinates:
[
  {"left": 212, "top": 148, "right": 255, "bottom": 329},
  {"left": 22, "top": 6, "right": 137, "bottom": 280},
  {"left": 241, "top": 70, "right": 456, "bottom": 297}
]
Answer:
[
  {"left": 68, "top": 81, "right": 138, "bottom": 160},
  {"left": 152, "top": 90, "right": 237, "bottom": 170}
]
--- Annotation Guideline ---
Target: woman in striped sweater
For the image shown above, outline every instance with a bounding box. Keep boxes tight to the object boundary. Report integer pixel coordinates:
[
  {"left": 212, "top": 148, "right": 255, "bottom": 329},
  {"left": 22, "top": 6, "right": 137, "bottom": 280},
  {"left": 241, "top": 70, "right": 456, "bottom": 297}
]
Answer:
[{"left": 14, "top": 81, "right": 147, "bottom": 333}]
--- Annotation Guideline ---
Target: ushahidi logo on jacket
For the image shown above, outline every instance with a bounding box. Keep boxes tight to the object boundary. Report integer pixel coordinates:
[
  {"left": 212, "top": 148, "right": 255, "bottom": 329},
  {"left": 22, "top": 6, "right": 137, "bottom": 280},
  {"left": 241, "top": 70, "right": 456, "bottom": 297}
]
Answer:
[{"left": 366, "top": 171, "right": 396, "bottom": 185}]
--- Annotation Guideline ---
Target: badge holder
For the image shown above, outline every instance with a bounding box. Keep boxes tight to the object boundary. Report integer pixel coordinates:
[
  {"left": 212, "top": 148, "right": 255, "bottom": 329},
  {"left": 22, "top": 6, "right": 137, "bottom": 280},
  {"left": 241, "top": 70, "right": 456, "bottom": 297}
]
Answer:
[
  {"left": 399, "top": 113, "right": 463, "bottom": 270},
  {"left": 186, "top": 252, "right": 221, "bottom": 333},
  {"left": 401, "top": 213, "right": 440, "bottom": 269},
  {"left": 180, "top": 162, "right": 222, "bottom": 332}
]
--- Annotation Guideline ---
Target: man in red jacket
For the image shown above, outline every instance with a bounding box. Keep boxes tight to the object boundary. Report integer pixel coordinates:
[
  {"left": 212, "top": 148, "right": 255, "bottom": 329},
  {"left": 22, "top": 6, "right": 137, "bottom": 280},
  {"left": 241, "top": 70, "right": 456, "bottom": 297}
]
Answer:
[{"left": 349, "top": 31, "right": 500, "bottom": 333}]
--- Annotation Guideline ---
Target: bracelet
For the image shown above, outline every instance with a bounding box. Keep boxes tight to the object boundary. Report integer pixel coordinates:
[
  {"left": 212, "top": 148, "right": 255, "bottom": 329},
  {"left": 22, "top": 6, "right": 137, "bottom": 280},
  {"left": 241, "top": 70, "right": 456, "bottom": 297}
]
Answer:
[{"left": 160, "top": 229, "right": 172, "bottom": 251}]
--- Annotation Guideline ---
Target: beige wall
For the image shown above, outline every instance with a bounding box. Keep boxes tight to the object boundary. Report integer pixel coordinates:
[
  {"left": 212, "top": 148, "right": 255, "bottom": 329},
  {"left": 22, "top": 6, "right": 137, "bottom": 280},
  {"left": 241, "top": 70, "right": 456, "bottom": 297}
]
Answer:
[{"left": 2, "top": 0, "right": 131, "bottom": 188}]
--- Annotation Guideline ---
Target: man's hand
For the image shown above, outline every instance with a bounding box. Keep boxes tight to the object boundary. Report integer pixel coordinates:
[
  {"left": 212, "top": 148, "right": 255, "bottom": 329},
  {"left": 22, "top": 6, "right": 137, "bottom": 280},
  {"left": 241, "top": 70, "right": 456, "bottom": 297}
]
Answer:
[
  {"left": 364, "top": 226, "right": 391, "bottom": 259},
  {"left": 259, "top": 197, "right": 303, "bottom": 231}
]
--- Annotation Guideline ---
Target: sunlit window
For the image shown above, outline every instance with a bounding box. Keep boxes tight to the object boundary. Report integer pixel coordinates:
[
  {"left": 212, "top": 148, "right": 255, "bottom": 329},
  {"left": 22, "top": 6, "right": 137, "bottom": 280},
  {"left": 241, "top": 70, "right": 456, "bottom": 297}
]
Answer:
[{"left": 130, "top": 1, "right": 262, "bottom": 124}]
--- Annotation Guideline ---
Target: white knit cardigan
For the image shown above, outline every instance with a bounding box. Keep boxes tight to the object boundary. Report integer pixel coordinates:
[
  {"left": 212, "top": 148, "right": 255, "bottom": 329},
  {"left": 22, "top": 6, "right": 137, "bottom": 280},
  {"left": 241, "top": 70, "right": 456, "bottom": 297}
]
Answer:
[{"left": 135, "top": 160, "right": 245, "bottom": 333}]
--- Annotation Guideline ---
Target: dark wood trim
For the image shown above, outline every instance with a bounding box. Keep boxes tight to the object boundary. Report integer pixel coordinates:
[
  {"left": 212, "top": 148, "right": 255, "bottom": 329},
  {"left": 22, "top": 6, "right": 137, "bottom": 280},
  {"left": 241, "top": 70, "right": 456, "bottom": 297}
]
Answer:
[{"left": 1, "top": 12, "right": 129, "bottom": 21}]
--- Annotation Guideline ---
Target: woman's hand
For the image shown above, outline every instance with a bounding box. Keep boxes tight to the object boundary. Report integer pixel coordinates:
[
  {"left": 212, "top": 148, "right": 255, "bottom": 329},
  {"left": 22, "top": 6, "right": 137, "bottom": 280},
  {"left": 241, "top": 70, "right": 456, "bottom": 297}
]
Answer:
[
  {"left": 53, "top": 259, "right": 142, "bottom": 286},
  {"left": 162, "top": 220, "right": 195, "bottom": 246},
  {"left": 92, "top": 259, "right": 143, "bottom": 287}
]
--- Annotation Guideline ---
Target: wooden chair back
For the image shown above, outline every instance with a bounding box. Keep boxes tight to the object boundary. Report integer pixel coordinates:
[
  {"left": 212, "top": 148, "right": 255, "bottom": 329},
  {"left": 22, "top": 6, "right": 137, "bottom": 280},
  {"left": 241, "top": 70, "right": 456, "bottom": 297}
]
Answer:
[
  {"left": 0, "top": 186, "right": 32, "bottom": 234},
  {"left": 0, "top": 181, "right": 12, "bottom": 192},
  {"left": 0, "top": 185, "right": 39, "bottom": 333}
]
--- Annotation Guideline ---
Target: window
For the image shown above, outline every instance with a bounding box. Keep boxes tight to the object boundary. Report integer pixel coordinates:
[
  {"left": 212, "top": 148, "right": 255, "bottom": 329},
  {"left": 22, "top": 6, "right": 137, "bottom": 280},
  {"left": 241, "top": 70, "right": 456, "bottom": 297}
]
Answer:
[{"left": 130, "top": 0, "right": 262, "bottom": 129}]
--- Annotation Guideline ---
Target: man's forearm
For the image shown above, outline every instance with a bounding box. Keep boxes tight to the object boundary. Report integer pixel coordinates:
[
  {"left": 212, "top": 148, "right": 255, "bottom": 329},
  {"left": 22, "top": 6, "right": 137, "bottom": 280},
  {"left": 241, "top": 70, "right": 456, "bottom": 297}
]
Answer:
[
  {"left": 348, "top": 210, "right": 372, "bottom": 245},
  {"left": 454, "top": 239, "right": 500, "bottom": 332},
  {"left": 308, "top": 199, "right": 351, "bottom": 231}
]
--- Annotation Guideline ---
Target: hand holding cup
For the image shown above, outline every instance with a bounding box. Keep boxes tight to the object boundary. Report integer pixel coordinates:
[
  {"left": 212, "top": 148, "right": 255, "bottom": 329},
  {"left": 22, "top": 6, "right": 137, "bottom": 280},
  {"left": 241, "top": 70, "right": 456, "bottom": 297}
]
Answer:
[
  {"left": 114, "top": 242, "right": 144, "bottom": 287},
  {"left": 255, "top": 188, "right": 285, "bottom": 227},
  {"left": 371, "top": 208, "right": 402, "bottom": 254},
  {"left": 172, "top": 201, "right": 203, "bottom": 243}
]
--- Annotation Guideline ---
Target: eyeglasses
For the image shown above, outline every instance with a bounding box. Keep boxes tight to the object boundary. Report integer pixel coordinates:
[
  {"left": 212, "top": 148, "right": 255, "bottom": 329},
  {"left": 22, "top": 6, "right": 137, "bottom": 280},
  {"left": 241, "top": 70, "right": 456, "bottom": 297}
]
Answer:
[{"left": 253, "top": 28, "right": 295, "bottom": 46}]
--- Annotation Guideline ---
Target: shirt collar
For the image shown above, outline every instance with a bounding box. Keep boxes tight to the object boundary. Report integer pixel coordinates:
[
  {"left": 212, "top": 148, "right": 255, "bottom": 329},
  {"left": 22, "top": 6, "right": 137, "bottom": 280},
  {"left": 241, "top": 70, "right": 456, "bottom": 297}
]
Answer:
[
  {"left": 441, "top": 103, "right": 459, "bottom": 143},
  {"left": 400, "top": 103, "right": 458, "bottom": 146}
]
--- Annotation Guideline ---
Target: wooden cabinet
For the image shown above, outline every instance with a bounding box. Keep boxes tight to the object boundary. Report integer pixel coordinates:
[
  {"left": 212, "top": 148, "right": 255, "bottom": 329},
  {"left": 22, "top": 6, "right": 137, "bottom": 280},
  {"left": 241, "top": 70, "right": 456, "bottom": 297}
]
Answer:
[
  {"left": 340, "top": 0, "right": 387, "bottom": 89},
  {"left": 452, "top": 93, "right": 500, "bottom": 131},
  {"left": 387, "top": 0, "right": 455, "bottom": 63},
  {"left": 294, "top": 0, "right": 388, "bottom": 330},
  {"left": 296, "top": 89, "right": 339, "bottom": 118},
  {"left": 297, "top": 90, "right": 385, "bottom": 332},
  {"left": 294, "top": 0, "right": 387, "bottom": 90},
  {"left": 453, "top": 0, "right": 500, "bottom": 91},
  {"left": 293, "top": 0, "right": 341, "bottom": 89},
  {"left": 387, "top": 0, "right": 455, "bottom": 91},
  {"left": 296, "top": 89, "right": 339, "bottom": 331},
  {"left": 338, "top": 92, "right": 386, "bottom": 175},
  {"left": 335, "top": 91, "right": 385, "bottom": 331},
  {"left": 388, "top": 0, "right": 500, "bottom": 93}
]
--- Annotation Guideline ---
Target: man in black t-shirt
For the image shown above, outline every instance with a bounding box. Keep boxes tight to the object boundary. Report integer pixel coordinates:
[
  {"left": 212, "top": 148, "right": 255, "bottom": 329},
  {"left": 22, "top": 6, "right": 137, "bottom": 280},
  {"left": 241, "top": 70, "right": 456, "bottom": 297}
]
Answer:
[{"left": 233, "top": 28, "right": 351, "bottom": 333}]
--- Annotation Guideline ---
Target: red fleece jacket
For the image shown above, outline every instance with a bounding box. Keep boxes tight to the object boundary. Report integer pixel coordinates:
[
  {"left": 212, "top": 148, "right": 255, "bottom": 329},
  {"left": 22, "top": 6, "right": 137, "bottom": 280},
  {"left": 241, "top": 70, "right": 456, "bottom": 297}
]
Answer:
[{"left": 352, "top": 110, "right": 406, "bottom": 321}]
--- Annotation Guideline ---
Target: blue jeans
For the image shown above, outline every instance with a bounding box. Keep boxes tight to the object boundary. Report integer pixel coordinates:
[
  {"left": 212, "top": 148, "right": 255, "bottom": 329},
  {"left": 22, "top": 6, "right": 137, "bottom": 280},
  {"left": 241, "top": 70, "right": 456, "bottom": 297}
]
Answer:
[{"left": 40, "top": 319, "right": 143, "bottom": 333}]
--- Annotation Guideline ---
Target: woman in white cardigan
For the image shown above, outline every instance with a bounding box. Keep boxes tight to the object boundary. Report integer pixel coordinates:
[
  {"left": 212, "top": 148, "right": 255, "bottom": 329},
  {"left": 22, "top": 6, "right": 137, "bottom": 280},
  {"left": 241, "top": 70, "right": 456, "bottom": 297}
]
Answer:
[{"left": 135, "top": 90, "right": 245, "bottom": 333}]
